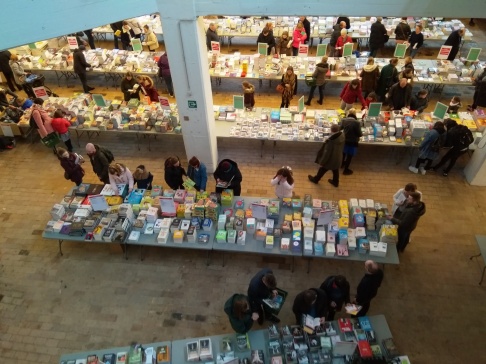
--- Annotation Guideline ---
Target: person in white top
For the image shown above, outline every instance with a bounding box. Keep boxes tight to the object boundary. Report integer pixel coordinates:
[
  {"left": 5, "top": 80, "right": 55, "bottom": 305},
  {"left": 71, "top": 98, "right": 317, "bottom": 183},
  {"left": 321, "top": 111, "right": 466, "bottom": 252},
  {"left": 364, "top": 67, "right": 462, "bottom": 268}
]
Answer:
[
  {"left": 391, "top": 182, "right": 422, "bottom": 218},
  {"left": 108, "top": 162, "right": 134, "bottom": 196},
  {"left": 270, "top": 166, "right": 294, "bottom": 199}
]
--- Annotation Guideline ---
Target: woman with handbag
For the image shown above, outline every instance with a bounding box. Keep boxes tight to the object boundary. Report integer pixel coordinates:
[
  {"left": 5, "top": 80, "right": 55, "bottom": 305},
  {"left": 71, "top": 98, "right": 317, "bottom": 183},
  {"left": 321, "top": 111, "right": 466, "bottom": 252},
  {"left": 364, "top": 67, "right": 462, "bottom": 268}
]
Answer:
[
  {"left": 30, "top": 98, "right": 58, "bottom": 152},
  {"left": 409, "top": 121, "right": 445, "bottom": 174},
  {"left": 280, "top": 66, "right": 297, "bottom": 108},
  {"left": 57, "top": 147, "right": 85, "bottom": 186}
]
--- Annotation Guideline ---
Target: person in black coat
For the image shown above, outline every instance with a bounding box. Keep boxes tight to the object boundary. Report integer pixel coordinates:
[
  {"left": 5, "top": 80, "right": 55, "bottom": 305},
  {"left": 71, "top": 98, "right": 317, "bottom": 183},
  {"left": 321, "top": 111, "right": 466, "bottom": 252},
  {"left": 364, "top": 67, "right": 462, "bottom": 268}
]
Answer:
[
  {"left": 469, "top": 69, "right": 486, "bottom": 111},
  {"left": 0, "top": 50, "right": 22, "bottom": 92},
  {"left": 369, "top": 17, "right": 387, "bottom": 57},
  {"left": 336, "top": 16, "right": 351, "bottom": 30},
  {"left": 256, "top": 27, "right": 276, "bottom": 55},
  {"left": 110, "top": 21, "right": 123, "bottom": 49},
  {"left": 247, "top": 268, "right": 279, "bottom": 324},
  {"left": 340, "top": 108, "right": 363, "bottom": 176},
  {"left": 329, "top": 22, "right": 346, "bottom": 56},
  {"left": 120, "top": 72, "right": 140, "bottom": 102},
  {"left": 389, "top": 192, "right": 426, "bottom": 252},
  {"left": 121, "top": 21, "right": 136, "bottom": 50},
  {"left": 292, "top": 288, "right": 328, "bottom": 325},
  {"left": 387, "top": 78, "right": 412, "bottom": 110},
  {"left": 164, "top": 156, "right": 186, "bottom": 190},
  {"left": 214, "top": 159, "right": 243, "bottom": 196},
  {"left": 353, "top": 260, "right": 384, "bottom": 317},
  {"left": 320, "top": 275, "right": 350, "bottom": 321},
  {"left": 444, "top": 28, "right": 465, "bottom": 61},
  {"left": 83, "top": 29, "right": 96, "bottom": 49},
  {"left": 73, "top": 46, "right": 93, "bottom": 93},
  {"left": 300, "top": 16, "right": 311, "bottom": 44},
  {"left": 206, "top": 23, "right": 219, "bottom": 50}
]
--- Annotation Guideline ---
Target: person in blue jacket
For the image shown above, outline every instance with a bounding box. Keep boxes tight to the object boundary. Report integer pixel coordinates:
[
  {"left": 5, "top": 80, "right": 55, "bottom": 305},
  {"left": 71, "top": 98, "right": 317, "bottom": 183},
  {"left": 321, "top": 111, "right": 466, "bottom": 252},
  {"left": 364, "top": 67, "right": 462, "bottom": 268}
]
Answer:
[{"left": 187, "top": 156, "right": 207, "bottom": 192}]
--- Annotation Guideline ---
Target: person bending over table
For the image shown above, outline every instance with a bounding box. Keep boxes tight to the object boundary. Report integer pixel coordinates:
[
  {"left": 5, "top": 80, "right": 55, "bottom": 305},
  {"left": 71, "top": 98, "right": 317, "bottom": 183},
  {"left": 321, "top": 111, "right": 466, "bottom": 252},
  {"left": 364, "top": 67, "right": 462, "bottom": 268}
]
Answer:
[
  {"left": 247, "top": 268, "right": 280, "bottom": 324},
  {"left": 214, "top": 159, "right": 243, "bottom": 196}
]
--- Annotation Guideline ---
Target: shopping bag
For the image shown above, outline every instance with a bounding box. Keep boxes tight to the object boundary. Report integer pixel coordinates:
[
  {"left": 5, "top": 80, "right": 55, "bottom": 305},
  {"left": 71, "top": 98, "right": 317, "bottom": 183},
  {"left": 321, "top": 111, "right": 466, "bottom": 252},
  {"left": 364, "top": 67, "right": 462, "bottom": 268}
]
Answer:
[
  {"left": 276, "top": 83, "right": 285, "bottom": 93},
  {"left": 41, "top": 132, "right": 61, "bottom": 148}
]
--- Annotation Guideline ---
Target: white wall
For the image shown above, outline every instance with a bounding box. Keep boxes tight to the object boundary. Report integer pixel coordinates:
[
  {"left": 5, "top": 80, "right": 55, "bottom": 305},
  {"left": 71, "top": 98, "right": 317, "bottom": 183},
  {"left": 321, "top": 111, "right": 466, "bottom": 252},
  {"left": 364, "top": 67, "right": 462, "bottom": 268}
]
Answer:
[{"left": 1, "top": 0, "right": 485, "bottom": 50}]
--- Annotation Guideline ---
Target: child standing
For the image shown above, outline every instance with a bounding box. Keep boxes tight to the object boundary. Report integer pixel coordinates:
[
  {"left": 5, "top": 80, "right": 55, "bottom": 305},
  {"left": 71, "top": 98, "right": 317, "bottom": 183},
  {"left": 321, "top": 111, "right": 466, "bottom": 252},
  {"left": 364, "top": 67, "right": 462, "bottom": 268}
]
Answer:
[
  {"left": 133, "top": 165, "right": 154, "bottom": 190},
  {"left": 448, "top": 96, "right": 462, "bottom": 114},
  {"left": 363, "top": 92, "right": 378, "bottom": 109},
  {"left": 271, "top": 166, "right": 294, "bottom": 198},
  {"left": 51, "top": 109, "right": 73, "bottom": 152},
  {"left": 242, "top": 81, "right": 255, "bottom": 110}
]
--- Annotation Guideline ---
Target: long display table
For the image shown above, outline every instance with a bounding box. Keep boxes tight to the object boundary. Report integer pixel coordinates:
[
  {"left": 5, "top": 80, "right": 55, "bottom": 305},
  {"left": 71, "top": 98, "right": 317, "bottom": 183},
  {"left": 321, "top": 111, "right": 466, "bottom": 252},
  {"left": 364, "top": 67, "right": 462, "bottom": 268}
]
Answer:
[{"left": 59, "top": 315, "right": 403, "bottom": 364}]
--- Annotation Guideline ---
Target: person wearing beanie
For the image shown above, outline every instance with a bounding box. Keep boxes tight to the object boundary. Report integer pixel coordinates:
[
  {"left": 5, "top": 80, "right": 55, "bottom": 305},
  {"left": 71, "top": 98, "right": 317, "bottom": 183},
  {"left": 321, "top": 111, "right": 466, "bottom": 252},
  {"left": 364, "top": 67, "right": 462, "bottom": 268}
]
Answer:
[
  {"left": 73, "top": 46, "right": 94, "bottom": 93},
  {"left": 187, "top": 156, "right": 208, "bottom": 192},
  {"left": 133, "top": 165, "right": 154, "bottom": 190},
  {"left": 214, "top": 159, "right": 243, "bottom": 196},
  {"left": 86, "top": 143, "right": 114, "bottom": 184}
]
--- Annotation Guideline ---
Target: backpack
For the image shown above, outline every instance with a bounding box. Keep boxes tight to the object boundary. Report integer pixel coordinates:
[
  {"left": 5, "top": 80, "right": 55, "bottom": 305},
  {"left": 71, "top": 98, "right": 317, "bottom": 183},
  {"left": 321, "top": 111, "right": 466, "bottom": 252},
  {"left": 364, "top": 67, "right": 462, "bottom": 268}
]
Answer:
[
  {"left": 456, "top": 125, "right": 474, "bottom": 149},
  {"left": 430, "top": 134, "right": 442, "bottom": 152},
  {"left": 101, "top": 148, "right": 114, "bottom": 163}
]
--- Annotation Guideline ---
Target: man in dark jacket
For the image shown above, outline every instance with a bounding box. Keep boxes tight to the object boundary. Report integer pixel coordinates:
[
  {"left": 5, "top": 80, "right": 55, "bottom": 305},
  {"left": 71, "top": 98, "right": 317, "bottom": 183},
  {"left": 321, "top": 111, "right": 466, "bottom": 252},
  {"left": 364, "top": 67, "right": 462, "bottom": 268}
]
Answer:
[
  {"left": 336, "top": 16, "right": 351, "bottom": 29},
  {"left": 157, "top": 52, "right": 173, "bottom": 96},
  {"left": 353, "top": 260, "right": 384, "bottom": 317},
  {"left": 214, "top": 159, "right": 243, "bottom": 196},
  {"left": 73, "top": 46, "right": 94, "bottom": 93},
  {"left": 86, "top": 143, "right": 113, "bottom": 184},
  {"left": 410, "top": 89, "right": 429, "bottom": 113},
  {"left": 292, "top": 288, "right": 328, "bottom": 325},
  {"left": 110, "top": 21, "right": 123, "bottom": 49},
  {"left": 300, "top": 16, "right": 311, "bottom": 44},
  {"left": 308, "top": 124, "right": 345, "bottom": 187},
  {"left": 340, "top": 108, "right": 363, "bottom": 175},
  {"left": 387, "top": 78, "right": 412, "bottom": 110},
  {"left": 444, "top": 28, "right": 465, "bottom": 61},
  {"left": 329, "top": 21, "right": 346, "bottom": 57},
  {"left": 0, "top": 50, "right": 22, "bottom": 92},
  {"left": 389, "top": 192, "right": 426, "bottom": 252},
  {"left": 224, "top": 294, "right": 254, "bottom": 334},
  {"left": 369, "top": 17, "right": 388, "bottom": 57},
  {"left": 247, "top": 268, "right": 279, "bottom": 324},
  {"left": 305, "top": 56, "right": 329, "bottom": 106},
  {"left": 206, "top": 23, "right": 219, "bottom": 50},
  {"left": 320, "top": 275, "right": 350, "bottom": 321},
  {"left": 469, "top": 69, "right": 486, "bottom": 111},
  {"left": 256, "top": 27, "right": 276, "bottom": 55}
]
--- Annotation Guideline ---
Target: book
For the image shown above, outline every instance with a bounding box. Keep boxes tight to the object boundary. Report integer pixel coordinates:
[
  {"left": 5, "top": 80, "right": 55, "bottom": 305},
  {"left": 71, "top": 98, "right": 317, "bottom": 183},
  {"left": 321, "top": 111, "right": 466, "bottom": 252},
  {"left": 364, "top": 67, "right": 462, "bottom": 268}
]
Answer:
[
  {"left": 344, "top": 303, "right": 362, "bottom": 315},
  {"left": 302, "top": 314, "right": 321, "bottom": 334},
  {"left": 186, "top": 341, "right": 199, "bottom": 361},
  {"left": 338, "top": 318, "right": 352, "bottom": 332},
  {"left": 235, "top": 334, "right": 250, "bottom": 351},
  {"left": 86, "top": 355, "right": 99, "bottom": 364},
  {"left": 250, "top": 349, "right": 264, "bottom": 364},
  {"left": 358, "top": 340, "right": 373, "bottom": 358},
  {"left": 382, "top": 338, "right": 399, "bottom": 358},
  {"left": 102, "top": 353, "right": 116, "bottom": 364}
]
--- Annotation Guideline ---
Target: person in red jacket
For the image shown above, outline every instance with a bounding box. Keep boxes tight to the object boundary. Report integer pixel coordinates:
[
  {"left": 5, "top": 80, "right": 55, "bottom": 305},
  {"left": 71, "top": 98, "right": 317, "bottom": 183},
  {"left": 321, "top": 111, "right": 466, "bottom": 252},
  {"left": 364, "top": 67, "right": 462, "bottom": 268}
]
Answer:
[
  {"left": 335, "top": 29, "right": 353, "bottom": 57},
  {"left": 51, "top": 109, "right": 73, "bottom": 152},
  {"left": 340, "top": 79, "right": 367, "bottom": 112}
]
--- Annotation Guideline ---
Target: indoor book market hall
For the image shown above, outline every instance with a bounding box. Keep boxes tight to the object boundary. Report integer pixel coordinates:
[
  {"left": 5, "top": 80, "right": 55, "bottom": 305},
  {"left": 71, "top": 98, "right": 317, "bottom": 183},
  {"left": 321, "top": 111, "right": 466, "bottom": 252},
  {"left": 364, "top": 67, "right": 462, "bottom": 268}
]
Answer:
[{"left": 1, "top": 1, "right": 486, "bottom": 364}]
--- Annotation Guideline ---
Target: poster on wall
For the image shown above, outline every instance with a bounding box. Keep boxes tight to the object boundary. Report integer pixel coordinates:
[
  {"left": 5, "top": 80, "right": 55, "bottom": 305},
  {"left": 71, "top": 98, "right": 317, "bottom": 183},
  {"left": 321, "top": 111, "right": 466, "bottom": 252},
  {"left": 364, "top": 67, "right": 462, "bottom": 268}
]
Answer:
[
  {"left": 211, "top": 41, "right": 221, "bottom": 54},
  {"left": 67, "top": 36, "right": 78, "bottom": 50},
  {"left": 33, "top": 86, "right": 49, "bottom": 100},
  {"left": 298, "top": 44, "right": 309, "bottom": 57},
  {"left": 437, "top": 46, "right": 452, "bottom": 60}
]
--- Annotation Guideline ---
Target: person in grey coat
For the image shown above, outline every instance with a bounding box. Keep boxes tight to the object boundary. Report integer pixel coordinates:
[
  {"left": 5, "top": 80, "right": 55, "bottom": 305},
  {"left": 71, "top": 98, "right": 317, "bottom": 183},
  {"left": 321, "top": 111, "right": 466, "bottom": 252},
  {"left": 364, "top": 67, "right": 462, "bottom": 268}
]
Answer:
[
  {"left": 304, "top": 56, "right": 329, "bottom": 106},
  {"left": 308, "top": 124, "right": 345, "bottom": 187},
  {"left": 409, "top": 121, "right": 445, "bottom": 174},
  {"left": 206, "top": 23, "right": 219, "bottom": 50}
]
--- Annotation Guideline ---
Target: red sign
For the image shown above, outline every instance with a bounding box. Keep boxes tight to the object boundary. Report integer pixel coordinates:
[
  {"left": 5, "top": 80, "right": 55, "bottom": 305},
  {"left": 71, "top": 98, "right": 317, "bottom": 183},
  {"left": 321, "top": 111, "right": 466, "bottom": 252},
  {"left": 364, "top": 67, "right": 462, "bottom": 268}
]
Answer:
[
  {"left": 437, "top": 45, "right": 452, "bottom": 60},
  {"left": 298, "top": 44, "right": 309, "bottom": 57},
  {"left": 67, "top": 36, "right": 78, "bottom": 50},
  {"left": 33, "top": 86, "right": 49, "bottom": 100},
  {"left": 211, "top": 41, "right": 220, "bottom": 54},
  {"left": 158, "top": 96, "right": 171, "bottom": 110}
]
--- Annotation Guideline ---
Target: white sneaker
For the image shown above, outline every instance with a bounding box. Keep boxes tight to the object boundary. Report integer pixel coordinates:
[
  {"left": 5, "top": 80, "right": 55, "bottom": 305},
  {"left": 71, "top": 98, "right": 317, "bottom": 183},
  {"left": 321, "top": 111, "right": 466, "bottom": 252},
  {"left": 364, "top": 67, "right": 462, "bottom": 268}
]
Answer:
[
  {"left": 419, "top": 167, "right": 426, "bottom": 175},
  {"left": 408, "top": 166, "right": 418, "bottom": 174}
]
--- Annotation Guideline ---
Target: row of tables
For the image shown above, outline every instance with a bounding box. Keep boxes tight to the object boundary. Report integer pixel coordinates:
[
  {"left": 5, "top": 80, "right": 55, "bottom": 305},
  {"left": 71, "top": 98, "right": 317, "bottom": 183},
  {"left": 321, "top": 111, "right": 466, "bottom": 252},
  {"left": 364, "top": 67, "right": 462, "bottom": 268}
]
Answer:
[{"left": 59, "top": 315, "right": 396, "bottom": 364}]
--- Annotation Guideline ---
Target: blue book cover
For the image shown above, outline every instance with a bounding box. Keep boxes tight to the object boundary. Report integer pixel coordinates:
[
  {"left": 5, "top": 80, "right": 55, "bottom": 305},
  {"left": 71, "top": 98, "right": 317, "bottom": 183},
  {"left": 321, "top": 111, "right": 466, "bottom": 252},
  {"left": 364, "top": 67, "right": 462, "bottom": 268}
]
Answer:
[{"left": 358, "top": 316, "right": 372, "bottom": 331}]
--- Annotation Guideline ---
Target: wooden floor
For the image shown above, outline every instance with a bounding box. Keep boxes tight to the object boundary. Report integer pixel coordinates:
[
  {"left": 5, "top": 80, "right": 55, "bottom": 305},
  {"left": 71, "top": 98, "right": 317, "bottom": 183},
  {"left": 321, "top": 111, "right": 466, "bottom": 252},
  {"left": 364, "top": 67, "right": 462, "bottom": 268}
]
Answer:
[{"left": 0, "top": 18, "right": 486, "bottom": 364}]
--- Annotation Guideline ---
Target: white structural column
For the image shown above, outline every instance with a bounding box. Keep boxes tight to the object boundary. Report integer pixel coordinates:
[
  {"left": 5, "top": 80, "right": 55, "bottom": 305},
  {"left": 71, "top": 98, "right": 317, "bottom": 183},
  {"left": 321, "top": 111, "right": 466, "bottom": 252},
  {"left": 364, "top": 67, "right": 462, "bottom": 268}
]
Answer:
[
  {"left": 156, "top": 1, "right": 218, "bottom": 172},
  {"left": 465, "top": 136, "right": 486, "bottom": 185}
]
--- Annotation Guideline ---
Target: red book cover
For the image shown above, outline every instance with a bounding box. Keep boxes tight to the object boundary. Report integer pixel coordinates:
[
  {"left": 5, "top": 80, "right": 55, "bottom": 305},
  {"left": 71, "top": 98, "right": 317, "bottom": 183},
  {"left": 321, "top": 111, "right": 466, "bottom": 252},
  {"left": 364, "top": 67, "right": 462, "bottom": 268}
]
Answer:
[
  {"left": 338, "top": 318, "right": 352, "bottom": 332},
  {"left": 358, "top": 340, "right": 373, "bottom": 358}
]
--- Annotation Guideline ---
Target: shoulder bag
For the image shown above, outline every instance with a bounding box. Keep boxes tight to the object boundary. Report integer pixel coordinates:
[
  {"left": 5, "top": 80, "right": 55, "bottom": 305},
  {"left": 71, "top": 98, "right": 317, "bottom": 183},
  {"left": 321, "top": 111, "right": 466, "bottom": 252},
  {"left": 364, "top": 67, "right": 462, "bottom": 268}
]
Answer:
[{"left": 276, "top": 83, "right": 285, "bottom": 93}]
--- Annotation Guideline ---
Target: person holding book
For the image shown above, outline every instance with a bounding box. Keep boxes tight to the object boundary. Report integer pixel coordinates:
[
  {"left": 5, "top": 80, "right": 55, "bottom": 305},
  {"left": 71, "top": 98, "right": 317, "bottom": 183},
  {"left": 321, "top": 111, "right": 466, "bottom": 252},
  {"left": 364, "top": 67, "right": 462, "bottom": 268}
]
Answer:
[
  {"left": 256, "top": 27, "right": 276, "bottom": 55},
  {"left": 335, "top": 29, "right": 353, "bottom": 57},
  {"left": 410, "top": 89, "right": 429, "bottom": 114},
  {"left": 292, "top": 288, "right": 328, "bottom": 325},
  {"left": 394, "top": 17, "right": 411, "bottom": 44},
  {"left": 447, "top": 96, "right": 462, "bottom": 114},
  {"left": 164, "top": 156, "right": 186, "bottom": 190},
  {"left": 339, "top": 79, "right": 367, "bottom": 112},
  {"left": 108, "top": 162, "right": 134, "bottom": 195},
  {"left": 444, "top": 28, "right": 465, "bottom": 61},
  {"left": 275, "top": 31, "right": 292, "bottom": 57},
  {"left": 409, "top": 121, "right": 446, "bottom": 175},
  {"left": 319, "top": 275, "right": 350, "bottom": 321},
  {"left": 352, "top": 260, "right": 384, "bottom": 317},
  {"left": 206, "top": 23, "right": 219, "bottom": 51},
  {"left": 247, "top": 268, "right": 280, "bottom": 324},
  {"left": 51, "top": 109, "right": 73, "bottom": 153},
  {"left": 136, "top": 75, "right": 159, "bottom": 102},
  {"left": 187, "top": 156, "right": 207, "bottom": 192},
  {"left": 224, "top": 294, "right": 254, "bottom": 334},
  {"left": 133, "top": 165, "right": 153, "bottom": 190},
  {"left": 56, "top": 147, "right": 85, "bottom": 186},
  {"left": 388, "top": 192, "right": 426, "bottom": 252},
  {"left": 271, "top": 166, "right": 294, "bottom": 199},
  {"left": 142, "top": 25, "right": 159, "bottom": 52},
  {"left": 214, "top": 159, "right": 243, "bottom": 196},
  {"left": 391, "top": 183, "right": 421, "bottom": 218},
  {"left": 86, "top": 143, "right": 114, "bottom": 184},
  {"left": 120, "top": 72, "right": 140, "bottom": 102}
]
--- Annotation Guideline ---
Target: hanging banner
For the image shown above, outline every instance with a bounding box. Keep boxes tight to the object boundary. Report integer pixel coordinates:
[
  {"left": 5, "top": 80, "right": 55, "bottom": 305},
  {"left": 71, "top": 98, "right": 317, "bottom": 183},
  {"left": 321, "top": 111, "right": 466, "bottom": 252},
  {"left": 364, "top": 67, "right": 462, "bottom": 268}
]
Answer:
[
  {"left": 298, "top": 44, "right": 309, "bottom": 57},
  {"left": 211, "top": 41, "right": 221, "bottom": 54},
  {"left": 437, "top": 46, "right": 452, "bottom": 60},
  {"left": 67, "top": 36, "right": 78, "bottom": 50}
]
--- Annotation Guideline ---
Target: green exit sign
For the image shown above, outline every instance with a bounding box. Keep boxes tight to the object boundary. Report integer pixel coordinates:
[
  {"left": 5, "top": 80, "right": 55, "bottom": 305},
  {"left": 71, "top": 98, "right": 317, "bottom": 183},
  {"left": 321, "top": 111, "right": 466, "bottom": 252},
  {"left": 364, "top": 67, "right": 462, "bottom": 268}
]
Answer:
[{"left": 188, "top": 100, "right": 197, "bottom": 108}]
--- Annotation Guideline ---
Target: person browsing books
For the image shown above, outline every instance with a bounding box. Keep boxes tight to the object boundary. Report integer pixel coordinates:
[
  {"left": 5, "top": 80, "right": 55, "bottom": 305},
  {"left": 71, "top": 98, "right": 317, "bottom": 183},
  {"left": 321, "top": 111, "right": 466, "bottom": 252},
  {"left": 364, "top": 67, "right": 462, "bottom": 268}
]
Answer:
[
  {"left": 214, "top": 159, "right": 243, "bottom": 196},
  {"left": 247, "top": 268, "right": 280, "bottom": 324},
  {"left": 164, "top": 156, "right": 186, "bottom": 190},
  {"left": 187, "top": 156, "right": 207, "bottom": 192},
  {"left": 86, "top": 143, "right": 114, "bottom": 184},
  {"left": 108, "top": 162, "right": 134, "bottom": 195},
  {"left": 56, "top": 147, "right": 85, "bottom": 186},
  {"left": 319, "top": 275, "right": 350, "bottom": 321},
  {"left": 391, "top": 183, "right": 421, "bottom": 219},
  {"left": 223, "top": 294, "right": 254, "bottom": 334},
  {"left": 133, "top": 165, "right": 154, "bottom": 190},
  {"left": 352, "top": 260, "right": 384, "bottom": 317},
  {"left": 271, "top": 166, "right": 294, "bottom": 199},
  {"left": 292, "top": 288, "right": 328, "bottom": 325}
]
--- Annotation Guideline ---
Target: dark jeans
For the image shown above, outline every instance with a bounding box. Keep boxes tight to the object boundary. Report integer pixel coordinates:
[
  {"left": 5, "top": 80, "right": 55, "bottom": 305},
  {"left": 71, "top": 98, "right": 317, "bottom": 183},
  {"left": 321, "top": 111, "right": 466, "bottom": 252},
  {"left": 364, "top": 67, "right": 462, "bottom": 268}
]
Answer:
[
  {"left": 113, "top": 36, "right": 120, "bottom": 49},
  {"left": 315, "top": 167, "right": 339, "bottom": 185},
  {"left": 162, "top": 76, "right": 174, "bottom": 96},
  {"left": 280, "top": 99, "right": 289, "bottom": 108},
  {"left": 64, "top": 138, "right": 73, "bottom": 153},
  {"left": 292, "top": 47, "right": 298, "bottom": 56},
  {"left": 369, "top": 48, "right": 379, "bottom": 57},
  {"left": 415, "top": 157, "right": 433, "bottom": 169},
  {"left": 84, "top": 29, "right": 95, "bottom": 49},
  {"left": 3, "top": 71, "right": 22, "bottom": 92},
  {"left": 307, "top": 84, "right": 325, "bottom": 102},
  {"left": 21, "top": 83, "right": 35, "bottom": 98},
  {"left": 433, "top": 148, "right": 467, "bottom": 173},
  {"left": 352, "top": 301, "right": 371, "bottom": 317},
  {"left": 397, "top": 227, "right": 412, "bottom": 252},
  {"left": 77, "top": 72, "right": 90, "bottom": 93},
  {"left": 342, "top": 154, "right": 353, "bottom": 170},
  {"left": 326, "top": 309, "right": 336, "bottom": 321}
]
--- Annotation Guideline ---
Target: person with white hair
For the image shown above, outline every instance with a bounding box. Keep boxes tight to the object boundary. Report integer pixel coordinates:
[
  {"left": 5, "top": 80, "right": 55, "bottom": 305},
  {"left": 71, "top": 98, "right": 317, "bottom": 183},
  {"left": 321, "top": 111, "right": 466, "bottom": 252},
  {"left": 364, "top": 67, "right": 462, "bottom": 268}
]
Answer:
[
  {"left": 352, "top": 260, "right": 384, "bottom": 317},
  {"left": 335, "top": 28, "right": 353, "bottom": 57},
  {"left": 206, "top": 22, "right": 219, "bottom": 50}
]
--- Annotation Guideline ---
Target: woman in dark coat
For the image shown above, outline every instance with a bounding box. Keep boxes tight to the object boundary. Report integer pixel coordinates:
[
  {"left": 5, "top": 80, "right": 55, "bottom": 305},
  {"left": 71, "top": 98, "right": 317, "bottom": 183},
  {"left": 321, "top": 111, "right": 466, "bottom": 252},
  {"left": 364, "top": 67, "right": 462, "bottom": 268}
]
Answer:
[
  {"left": 57, "top": 147, "right": 85, "bottom": 186},
  {"left": 444, "top": 28, "right": 465, "bottom": 61},
  {"left": 340, "top": 108, "right": 363, "bottom": 175},
  {"left": 120, "top": 72, "right": 140, "bottom": 102},
  {"left": 305, "top": 56, "right": 329, "bottom": 106},
  {"left": 292, "top": 288, "right": 328, "bottom": 325},
  {"left": 157, "top": 52, "right": 174, "bottom": 97},
  {"left": 368, "top": 17, "right": 387, "bottom": 57},
  {"left": 377, "top": 58, "right": 399, "bottom": 101},
  {"left": 214, "top": 159, "right": 243, "bottom": 196},
  {"left": 224, "top": 294, "right": 253, "bottom": 334},
  {"left": 359, "top": 57, "right": 380, "bottom": 98},
  {"left": 164, "top": 156, "right": 186, "bottom": 190},
  {"left": 280, "top": 66, "right": 298, "bottom": 108},
  {"left": 469, "top": 69, "right": 486, "bottom": 111}
]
